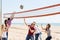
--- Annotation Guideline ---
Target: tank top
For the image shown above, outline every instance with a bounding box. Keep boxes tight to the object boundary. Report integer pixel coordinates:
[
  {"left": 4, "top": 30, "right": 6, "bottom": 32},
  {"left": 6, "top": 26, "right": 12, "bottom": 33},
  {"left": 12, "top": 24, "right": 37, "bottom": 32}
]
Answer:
[{"left": 2, "top": 32, "right": 7, "bottom": 38}]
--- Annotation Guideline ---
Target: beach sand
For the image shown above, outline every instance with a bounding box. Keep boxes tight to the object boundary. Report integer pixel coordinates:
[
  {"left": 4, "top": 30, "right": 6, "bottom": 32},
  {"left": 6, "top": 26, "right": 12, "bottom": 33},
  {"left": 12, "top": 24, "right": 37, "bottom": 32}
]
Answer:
[{"left": 8, "top": 24, "right": 60, "bottom": 40}]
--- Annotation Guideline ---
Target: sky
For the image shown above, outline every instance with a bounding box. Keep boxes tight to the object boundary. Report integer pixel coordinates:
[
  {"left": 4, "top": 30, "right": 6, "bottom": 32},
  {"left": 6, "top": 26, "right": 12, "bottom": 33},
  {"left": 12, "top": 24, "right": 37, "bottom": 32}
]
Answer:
[{"left": 2, "top": 0, "right": 60, "bottom": 23}]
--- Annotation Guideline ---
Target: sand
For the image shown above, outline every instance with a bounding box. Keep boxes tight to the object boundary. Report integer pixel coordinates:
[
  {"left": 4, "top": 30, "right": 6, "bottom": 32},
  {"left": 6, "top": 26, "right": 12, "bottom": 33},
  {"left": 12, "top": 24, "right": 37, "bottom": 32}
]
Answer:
[{"left": 4, "top": 24, "right": 60, "bottom": 40}]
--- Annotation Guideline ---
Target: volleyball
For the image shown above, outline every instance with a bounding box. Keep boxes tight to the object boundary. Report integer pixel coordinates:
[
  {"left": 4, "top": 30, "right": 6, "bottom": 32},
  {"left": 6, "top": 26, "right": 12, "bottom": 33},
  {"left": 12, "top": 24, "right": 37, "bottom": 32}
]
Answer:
[{"left": 20, "top": 5, "right": 23, "bottom": 9}]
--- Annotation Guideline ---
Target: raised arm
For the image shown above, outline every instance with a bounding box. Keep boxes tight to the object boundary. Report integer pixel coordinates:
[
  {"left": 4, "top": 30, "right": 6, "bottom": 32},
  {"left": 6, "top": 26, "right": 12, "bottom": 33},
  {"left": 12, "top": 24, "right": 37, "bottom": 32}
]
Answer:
[
  {"left": 10, "top": 14, "right": 14, "bottom": 20},
  {"left": 10, "top": 12, "right": 16, "bottom": 20},
  {"left": 41, "top": 24, "right": 46, "bottom": 30},
  {"left": 24, "top": 18, "right": 28, "bottom": 26}
]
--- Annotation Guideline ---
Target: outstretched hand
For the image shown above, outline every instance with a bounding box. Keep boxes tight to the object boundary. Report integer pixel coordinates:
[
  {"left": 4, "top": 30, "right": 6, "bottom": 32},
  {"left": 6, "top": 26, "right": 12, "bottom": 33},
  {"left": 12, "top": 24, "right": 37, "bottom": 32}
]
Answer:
[
  {"left": 11, "top": 14, "right": 14, "bottom": 17},
  {"left": 10, "top": 12, "right": 15, "bottom": 20},
  {"left": 24, "top": 18, "right": 25, "bottom": 21},
  {"left": 41, "top": 24, "right": 43, "bottom": 29},
  {"left": 24, "top": 18, "right": 28, "bottom": 26},
  {"left": 41, "top": 24, "right": 46, "bottom": 30},
  {"left": 10, "top": 14, "right": 14, "bottom": 20},
  {"left": 41, "top": 24, "right": 42, "bottom": 28}
]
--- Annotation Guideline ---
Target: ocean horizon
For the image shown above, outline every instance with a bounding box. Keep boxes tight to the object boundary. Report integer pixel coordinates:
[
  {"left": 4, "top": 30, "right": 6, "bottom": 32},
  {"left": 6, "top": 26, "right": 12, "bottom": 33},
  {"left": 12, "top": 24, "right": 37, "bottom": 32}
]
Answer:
[{"left": 11, "top": 23, "right": 60, "bottom": 26}]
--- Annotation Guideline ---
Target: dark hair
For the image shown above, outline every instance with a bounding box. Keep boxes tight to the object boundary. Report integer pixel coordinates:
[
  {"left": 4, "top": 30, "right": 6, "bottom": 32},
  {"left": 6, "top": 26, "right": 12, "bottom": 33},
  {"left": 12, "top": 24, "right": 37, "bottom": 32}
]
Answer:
[
  {"left": 46, "top": 24, "right": 51, "bottom": 31},
  {"left": 8, "top": 18, "right": 10, "bottom": 20},
  {"left": 4, "top": 20, "right": 7, "bottom": 27},
  {"left": 47, "top": 24, "right": 51, "bottom": 28}
]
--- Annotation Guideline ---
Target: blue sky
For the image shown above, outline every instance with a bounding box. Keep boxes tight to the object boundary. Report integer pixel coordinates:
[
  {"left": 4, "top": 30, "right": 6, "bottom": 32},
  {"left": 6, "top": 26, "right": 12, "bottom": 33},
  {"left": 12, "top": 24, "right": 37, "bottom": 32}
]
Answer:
[{"left": 2, "top": 0, "right": 60, "bottom": 23}]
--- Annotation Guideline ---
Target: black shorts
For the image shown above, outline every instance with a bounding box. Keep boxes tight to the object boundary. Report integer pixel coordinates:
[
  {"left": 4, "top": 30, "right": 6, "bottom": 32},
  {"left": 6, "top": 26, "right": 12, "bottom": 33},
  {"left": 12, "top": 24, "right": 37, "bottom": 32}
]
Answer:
[
  {"left": 2, "top": 38, "right": 7, "bottom": 40},
  {"left": 46, "top": 36, "right": 52, "bottom": 40}
]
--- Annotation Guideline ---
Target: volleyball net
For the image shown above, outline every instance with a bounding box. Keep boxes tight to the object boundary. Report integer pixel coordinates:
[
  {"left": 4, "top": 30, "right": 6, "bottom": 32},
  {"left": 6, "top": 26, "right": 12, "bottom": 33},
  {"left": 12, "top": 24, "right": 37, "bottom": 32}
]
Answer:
[{"left": 3, "top": 4, "right": 60, "bottom": 19}]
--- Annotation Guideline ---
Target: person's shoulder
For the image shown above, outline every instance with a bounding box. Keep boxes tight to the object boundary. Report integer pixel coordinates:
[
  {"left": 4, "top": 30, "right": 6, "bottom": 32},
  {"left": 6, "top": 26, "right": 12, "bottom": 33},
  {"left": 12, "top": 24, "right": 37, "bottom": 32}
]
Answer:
[
  {"left": 28, "top": 25, "right": 31, "bottom": 27},
  {"left": 35, "top": 26, "right": 38, "bottom": 28},
  {"left": 8, "top": 19, "right": 12, "bottom": 21},
  {"left": 28, "top": 25, "right": 30, "bottom": 26}
]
